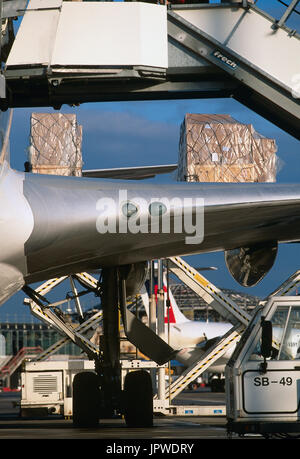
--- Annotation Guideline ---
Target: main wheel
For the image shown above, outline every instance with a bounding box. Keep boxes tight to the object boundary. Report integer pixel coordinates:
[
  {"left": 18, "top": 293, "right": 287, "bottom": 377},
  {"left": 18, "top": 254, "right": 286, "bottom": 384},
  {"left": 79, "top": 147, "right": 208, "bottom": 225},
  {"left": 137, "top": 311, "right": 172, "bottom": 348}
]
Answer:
[
  {"left": 123, "top": 370, "right": 153, "bottom": 428},
  {"left": 73, "top": 371, "right": 100, "bottom": 427}
]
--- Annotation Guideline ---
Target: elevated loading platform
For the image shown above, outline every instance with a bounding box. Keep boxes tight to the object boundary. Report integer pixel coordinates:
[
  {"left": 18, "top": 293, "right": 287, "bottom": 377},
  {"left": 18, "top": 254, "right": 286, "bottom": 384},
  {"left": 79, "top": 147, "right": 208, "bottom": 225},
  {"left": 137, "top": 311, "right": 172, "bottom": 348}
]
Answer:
[{"left": 2, "top": 1, "right": 300, "bottom": 139}]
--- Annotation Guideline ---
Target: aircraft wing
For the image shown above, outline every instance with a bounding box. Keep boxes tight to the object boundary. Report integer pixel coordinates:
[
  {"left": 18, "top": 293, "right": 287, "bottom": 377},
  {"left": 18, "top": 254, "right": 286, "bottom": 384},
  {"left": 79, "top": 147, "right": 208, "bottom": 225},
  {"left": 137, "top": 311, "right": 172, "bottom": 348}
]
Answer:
[
  {"left": 82, "top": 164, "right": 177, "bottom": 180},
  {"left": 21, "top": 179, "right": 300, "bottom": 288}
]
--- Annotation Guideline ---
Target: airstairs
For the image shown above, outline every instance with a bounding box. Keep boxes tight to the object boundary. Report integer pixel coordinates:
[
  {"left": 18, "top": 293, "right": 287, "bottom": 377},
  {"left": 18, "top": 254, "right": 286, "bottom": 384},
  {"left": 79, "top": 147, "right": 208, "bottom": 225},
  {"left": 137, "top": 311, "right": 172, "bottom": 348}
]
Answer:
[{"left": 1, "top": 0, "right": 299, "bottom": 138}]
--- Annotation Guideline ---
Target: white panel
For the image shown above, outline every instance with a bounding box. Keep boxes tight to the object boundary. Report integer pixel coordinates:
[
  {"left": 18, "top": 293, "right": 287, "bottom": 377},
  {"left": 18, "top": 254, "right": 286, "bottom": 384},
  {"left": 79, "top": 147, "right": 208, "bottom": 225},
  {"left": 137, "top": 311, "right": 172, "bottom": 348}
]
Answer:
[
  {"left": 178, "top": 8, "right": 245, "bottom": 45},
  {"left": 7, "top": 1, "right": 167, "bottom": 69},
  {"left": 177, "top": 7, "right": 300, "bottom": 91},
  {"left": 227, "top": 9, "right": 300, "bottom": 91},
  {"left": 139, "top": 3, "right": 168, "bottom": 68},
  {"left": 30, "top": 0, "right": 62, "bottom": 7},
  {"left": 243, "top": 369, "right": 300, "bottom": 415},
  {"left": 29, "top": 371, "right": 62, "bottom": 402},
  {"left": 51, "top": 2, "right": 168, "bottom": 68},
  {"left": 6, "top": 0, "right": 62, "bottom": 66}
]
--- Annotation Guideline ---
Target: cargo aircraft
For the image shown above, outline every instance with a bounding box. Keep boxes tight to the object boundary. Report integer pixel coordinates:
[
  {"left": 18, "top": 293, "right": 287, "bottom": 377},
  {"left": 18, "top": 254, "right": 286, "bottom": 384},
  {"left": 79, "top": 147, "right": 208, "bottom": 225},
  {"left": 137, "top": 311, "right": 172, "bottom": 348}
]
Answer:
[{"left": 2, "top": 109, "right": 300, "bottom": 427}]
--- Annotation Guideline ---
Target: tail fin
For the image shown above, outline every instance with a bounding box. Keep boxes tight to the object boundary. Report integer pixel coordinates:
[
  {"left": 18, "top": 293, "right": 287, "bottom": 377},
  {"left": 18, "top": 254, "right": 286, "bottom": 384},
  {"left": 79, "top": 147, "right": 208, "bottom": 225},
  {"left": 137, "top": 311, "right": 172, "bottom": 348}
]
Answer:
[
  {"left": 162, "top": 273, "right": 189, "bottom": 324},
  {"left": 140, "top": 273, "right": 189, "bottom": 325}
]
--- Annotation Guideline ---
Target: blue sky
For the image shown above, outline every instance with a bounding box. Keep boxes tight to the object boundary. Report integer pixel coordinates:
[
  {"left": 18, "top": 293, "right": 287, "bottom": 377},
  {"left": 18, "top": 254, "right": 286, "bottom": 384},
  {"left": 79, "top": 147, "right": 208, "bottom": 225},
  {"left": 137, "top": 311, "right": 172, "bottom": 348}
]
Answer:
[{"left": 0, "top": 0, "right": 300, "bottom": 321}]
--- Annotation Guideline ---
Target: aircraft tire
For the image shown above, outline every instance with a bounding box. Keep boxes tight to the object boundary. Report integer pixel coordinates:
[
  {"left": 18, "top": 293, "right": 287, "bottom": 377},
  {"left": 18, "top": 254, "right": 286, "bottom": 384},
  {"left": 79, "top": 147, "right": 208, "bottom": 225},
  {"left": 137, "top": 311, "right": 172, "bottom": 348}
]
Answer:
[
  {"left": 123, "top": 370, "right": 153, "bottom": 428},
  {"left": 73, "top": 371, "right": 100, "bottom": 427}
]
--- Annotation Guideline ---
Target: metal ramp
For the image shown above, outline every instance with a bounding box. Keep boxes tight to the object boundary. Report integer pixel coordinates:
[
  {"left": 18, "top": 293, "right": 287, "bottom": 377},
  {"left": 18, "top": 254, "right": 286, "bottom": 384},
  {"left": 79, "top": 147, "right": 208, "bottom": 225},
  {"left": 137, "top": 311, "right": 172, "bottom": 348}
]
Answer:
[
  {"left": 153, "top": 324, "right": 243, "bottom": 413},
  {"left": 168, "top": 256, "right": 251, "bottom": 327},
  {"left": 264, "top": 270, "right": 300, "bottom": 298},
  {"left": 1, "top": 1, "right": 299, "bottom": 139},
  {"left": 168, "top": 3, "right": 300, "bottom": 139}
]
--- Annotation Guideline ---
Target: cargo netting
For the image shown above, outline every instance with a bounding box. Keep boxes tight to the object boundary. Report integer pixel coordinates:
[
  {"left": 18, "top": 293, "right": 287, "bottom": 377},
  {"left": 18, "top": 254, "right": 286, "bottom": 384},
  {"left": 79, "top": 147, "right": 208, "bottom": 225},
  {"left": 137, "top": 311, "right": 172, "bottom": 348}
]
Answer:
[
  {"left": 29, "top": 113, "right": 83, "bottom": 176},
  {"left": 177, "top": 114, "right": 278, "bottom": 183}
]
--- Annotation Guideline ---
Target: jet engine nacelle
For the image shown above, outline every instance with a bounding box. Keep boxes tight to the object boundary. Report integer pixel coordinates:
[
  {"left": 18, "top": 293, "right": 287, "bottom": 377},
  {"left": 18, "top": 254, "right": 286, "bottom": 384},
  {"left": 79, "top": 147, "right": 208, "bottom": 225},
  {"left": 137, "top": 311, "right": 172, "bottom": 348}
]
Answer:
[{"left": 225, "top": 241, "right": 278, "bottom": 287}]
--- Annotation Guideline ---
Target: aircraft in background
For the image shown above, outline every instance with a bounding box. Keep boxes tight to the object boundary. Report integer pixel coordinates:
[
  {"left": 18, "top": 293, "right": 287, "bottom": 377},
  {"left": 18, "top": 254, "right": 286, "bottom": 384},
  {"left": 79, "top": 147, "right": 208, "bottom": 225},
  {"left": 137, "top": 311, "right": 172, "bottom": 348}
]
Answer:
[{"left": 140, "top": 274, "right": 234, "bottom": 374}]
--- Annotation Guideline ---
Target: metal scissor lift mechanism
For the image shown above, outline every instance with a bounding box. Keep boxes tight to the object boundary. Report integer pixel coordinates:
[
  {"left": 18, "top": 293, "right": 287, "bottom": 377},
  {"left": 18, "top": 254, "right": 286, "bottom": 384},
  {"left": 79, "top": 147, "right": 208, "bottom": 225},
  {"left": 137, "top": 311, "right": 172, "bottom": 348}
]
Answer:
[
  {"left": 22, "top": 271, "right": 123, "bottom": 424},
  {"left": 160, "top": 325, "right": 244, "bottom": 409},
  {"left": 23, "top": 273, "right": 103, "bottom": 362}
]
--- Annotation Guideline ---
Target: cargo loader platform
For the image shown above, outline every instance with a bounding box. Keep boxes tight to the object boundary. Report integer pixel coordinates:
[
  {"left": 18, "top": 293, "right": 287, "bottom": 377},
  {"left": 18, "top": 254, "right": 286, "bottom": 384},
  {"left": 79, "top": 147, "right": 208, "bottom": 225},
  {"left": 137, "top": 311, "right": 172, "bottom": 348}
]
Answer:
[{"left": 0, "top": 0, "right": 299, "bottom": 139}]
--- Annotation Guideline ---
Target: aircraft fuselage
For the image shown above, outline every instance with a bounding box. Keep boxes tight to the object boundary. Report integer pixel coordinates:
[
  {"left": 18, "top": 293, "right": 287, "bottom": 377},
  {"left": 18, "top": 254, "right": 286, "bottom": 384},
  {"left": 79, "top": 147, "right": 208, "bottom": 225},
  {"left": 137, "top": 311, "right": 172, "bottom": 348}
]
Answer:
[{"left": 2, "top": 165, "right": 300, "bottom": 304}]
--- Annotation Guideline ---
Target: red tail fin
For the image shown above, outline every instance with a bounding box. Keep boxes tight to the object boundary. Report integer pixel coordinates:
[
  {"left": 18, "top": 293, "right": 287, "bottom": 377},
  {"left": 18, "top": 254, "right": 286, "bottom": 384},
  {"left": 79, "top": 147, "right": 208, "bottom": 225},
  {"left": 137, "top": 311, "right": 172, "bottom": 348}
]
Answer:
[{"left": 154, "top": 284, "right": 176, "bottom": 324}]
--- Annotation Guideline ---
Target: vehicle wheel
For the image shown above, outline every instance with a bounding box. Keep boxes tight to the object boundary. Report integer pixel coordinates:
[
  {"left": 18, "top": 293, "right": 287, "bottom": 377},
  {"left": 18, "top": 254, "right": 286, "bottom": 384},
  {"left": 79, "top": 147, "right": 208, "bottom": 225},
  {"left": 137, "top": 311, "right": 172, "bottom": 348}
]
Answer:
[
  {"left": 210, "top": 378, "right": 219, "bottom": 392},
  {"left": 211, "top": 378, "right": 225, "bottom": 393},
  {"left": 73, "top": 371, "right": 100, "bottom": 427},
  {"left": 123, "top": 370, "right": 153, "bottom": 428},
  {"left": 20, "top": 407, "right": 48, "bottom": 418}
]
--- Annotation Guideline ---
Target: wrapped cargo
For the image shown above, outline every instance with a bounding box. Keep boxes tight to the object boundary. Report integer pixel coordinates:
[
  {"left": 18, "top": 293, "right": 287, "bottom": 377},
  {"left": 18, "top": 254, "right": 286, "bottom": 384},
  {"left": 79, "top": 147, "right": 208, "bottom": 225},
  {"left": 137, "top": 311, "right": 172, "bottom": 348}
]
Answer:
[
  {"left": 29, "top": 113, "right": 83, "bottom": 176},
  {"left": 177, "top": 114, "right": 278, "bottom": 183}
]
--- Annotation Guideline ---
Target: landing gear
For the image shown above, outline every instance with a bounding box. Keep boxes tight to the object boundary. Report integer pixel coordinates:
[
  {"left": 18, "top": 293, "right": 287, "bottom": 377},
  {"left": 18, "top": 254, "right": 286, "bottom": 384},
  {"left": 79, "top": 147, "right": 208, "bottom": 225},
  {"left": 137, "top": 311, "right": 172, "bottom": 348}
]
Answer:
[
  {"left": 123, "top": 370, "right": 153, "bottom": 428},
  {"left": 73, "top": 371, "right": 100, "bottom": 427},
  {"left": 72, "top": 266, "right": 154, "bottom": 428},
  {"left": 72, "top": 267, "right": 121, "bottom": 428}
]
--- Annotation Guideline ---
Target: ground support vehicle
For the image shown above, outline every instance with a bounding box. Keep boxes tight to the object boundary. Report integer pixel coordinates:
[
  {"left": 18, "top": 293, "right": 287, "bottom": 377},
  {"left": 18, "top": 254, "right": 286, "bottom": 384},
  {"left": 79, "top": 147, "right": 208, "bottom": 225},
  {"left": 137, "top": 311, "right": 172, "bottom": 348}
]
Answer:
[{"left": 226, "top": 296, "right": 300, "bottom": 438}]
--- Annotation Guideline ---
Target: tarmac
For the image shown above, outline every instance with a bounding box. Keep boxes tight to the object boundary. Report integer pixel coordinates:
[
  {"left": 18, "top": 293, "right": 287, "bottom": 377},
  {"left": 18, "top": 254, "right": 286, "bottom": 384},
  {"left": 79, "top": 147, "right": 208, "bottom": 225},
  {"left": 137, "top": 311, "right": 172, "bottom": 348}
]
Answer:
[{"left": 0, "top": 389, "right": 265, "bottom": 444}]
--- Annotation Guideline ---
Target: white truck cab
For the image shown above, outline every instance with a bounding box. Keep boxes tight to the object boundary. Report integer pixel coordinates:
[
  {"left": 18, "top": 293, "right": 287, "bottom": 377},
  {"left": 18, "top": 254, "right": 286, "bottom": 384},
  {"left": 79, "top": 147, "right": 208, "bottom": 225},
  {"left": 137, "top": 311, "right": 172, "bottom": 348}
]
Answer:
[{"left": 226, "top": 296, "right": 300, "bottom": 437}]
